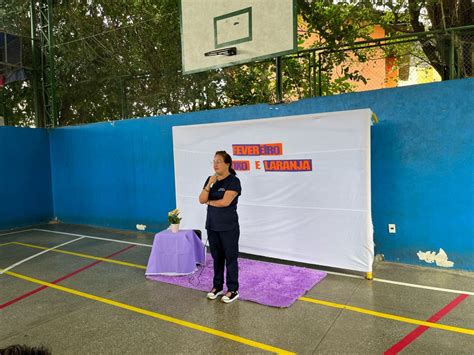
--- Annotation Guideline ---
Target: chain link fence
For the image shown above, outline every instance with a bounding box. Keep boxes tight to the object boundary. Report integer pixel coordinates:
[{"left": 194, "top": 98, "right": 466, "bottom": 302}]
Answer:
[
  {"left": 2, "top": 18, "right": 473, "bottom": 127},
  {"left": 0, "top": 31, "right": 34, "bottom": 126},
  {"left": 282, "top": 27, "right": 473, "bottom": 100},
  {"left": 456, "top": 30, "right": 474, "bottom": 78},
  {"left": 64, "top": 26, "right": 473, "bottom": 124}
]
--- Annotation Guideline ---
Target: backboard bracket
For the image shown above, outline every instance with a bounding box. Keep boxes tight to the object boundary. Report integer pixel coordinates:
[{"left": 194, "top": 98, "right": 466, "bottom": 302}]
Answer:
[{"left": 204, "top": 47, "right": 237, "bottom": 57}]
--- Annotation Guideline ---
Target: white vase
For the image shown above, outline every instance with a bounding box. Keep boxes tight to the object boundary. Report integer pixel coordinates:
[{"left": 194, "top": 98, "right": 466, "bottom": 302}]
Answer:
[{"left": 171, "top": 224, "right": 180, "bottom": 233}]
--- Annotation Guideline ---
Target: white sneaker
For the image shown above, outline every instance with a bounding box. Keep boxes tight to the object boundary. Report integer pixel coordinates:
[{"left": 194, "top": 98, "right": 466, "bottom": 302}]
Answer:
[
  {"left": 221, "top": 291, "right": 239, "bottom": 303},
  {"left": 206, "top": 288, "right": 224, "bottom": 300}
]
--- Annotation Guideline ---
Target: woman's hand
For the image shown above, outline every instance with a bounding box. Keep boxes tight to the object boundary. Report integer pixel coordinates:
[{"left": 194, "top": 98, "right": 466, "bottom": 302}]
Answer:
[
  {"left": 207, "top": 175, "right": 218, "bottom": 188},
  {"left": 199, "top": 175, "right": 216, "bottom": 204}
]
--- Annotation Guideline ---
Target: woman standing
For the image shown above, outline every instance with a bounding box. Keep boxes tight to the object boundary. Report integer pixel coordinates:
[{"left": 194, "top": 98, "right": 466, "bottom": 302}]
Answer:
[{"left": 199, "top": 151, "right": 242, "bottom": 303}]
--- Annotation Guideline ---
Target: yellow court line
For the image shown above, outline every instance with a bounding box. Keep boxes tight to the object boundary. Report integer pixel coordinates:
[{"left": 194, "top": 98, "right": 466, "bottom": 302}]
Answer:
[
  {"left": 0, "top": 242, "right": 12, "bottom": 247},
  {"left": 299, "top": 297, "right": 474, "bottom": 336},
  {"left": 11, "top": 242, "right": 146, "bottom": 270},
  {"left": 7, "top": 241, "right": 473, "bottom": 336},
  {"left": 3, "top": 270, "right": 294, "bottom": 355}
]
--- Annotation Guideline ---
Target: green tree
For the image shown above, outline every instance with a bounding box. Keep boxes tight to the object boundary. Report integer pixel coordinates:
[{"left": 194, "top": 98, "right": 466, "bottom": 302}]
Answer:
[
  {"left": 297, "top": 0, "right": 473, "bottom": 81},
  {"left": 51, "top": 0, "right": 228, "bottom": 125},
  {"left": 2, "top": 0, "right": 471, "bottom": 127},
  {"left": 405, "top": 0, "right": 473, "bottom": 79}
]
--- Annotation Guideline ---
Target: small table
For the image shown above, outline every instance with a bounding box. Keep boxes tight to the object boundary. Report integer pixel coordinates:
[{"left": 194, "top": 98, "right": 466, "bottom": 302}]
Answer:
[{"left": 145, "top": 229, "right": 205, "bottom": 276}]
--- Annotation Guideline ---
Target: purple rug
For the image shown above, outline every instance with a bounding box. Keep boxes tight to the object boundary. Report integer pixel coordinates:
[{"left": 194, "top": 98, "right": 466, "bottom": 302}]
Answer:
[{"left": 146, "top": 254, "right": 326, "bottom": 308}]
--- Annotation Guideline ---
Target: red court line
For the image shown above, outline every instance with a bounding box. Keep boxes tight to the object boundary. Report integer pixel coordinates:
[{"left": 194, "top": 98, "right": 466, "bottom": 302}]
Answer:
[
  {"left": 0, "top": 245, "right": 135, "bottom": 309},
  {"left": 384, "top": 293, "right": 469, "bottom": 354}
]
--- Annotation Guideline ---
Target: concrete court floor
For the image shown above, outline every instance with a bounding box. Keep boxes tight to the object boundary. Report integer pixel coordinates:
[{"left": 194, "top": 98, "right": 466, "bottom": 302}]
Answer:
[{"left": 0, "top": 224, "right": 473, "bottom": 354}]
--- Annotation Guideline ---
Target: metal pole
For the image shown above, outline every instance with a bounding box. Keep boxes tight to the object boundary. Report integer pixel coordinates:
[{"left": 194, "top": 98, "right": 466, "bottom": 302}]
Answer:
[
  {"left": 30, "top": 0, "right": 42, "bottom": 127},
  {"left": 311, "top": 51, "right": 317, "bottom": 97},
  {"left": 47, "top": 0, "right": 58, "bottom": 126},
  {"left": 275, "top": 56, "right": 282, "bottom": 102},
  {"left": 317, "top": 53, "right": 323, "bottom": 96},
  {"left": 3, "top": 32, "right": 7, "bottom": 64},
  {"left": 0, "top": 89, "right": 6, "bottom": 126},
  {"left": 307, "top": 54, "right": 311, "bottom": 97},
  {"left": 449, "top": 30, "right": 456, "bottom": 80}
]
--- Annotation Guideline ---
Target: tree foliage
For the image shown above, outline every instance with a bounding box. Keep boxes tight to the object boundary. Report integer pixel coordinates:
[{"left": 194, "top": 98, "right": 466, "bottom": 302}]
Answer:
[
  {"left": 298, "top": 0, "right": 473, "bottom": 81},
  {"left": 1, "top": 0, "right": 472, "bottom": 127}
]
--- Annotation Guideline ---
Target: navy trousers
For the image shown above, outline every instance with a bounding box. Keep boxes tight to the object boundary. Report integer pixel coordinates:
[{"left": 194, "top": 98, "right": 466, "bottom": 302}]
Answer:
[{"left": 207, "top": 228, "right": 239, "bottom": 292}]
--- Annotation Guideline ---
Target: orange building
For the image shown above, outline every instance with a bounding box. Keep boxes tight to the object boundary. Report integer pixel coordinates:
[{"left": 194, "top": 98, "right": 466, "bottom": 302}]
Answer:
[{"left": 301, "top": 24, "right": 399, "bottom": 92}]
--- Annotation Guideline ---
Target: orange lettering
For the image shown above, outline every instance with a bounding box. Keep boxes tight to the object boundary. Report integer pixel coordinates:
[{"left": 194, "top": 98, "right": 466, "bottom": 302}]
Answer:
[{"left": 233, "top": 146, "right": 242, "bottom": 155}]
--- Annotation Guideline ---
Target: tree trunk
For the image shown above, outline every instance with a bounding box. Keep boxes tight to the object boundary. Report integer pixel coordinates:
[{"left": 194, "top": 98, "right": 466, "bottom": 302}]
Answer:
[{"left": 408, "top": 0, "right": 449, "bottom": 80}]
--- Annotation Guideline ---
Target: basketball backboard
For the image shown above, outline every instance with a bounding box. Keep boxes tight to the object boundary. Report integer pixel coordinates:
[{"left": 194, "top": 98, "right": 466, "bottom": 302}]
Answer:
[
  {"left": 180, "top": 0, "right": 297, "bottom": 74},
  {"left": 0, "top": 31, "right": 22, "bottom": 69}
]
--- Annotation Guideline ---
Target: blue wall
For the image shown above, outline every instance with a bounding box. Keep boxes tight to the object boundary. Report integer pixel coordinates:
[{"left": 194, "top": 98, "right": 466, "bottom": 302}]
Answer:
[
  {"left": 0, "top": 127, "right": 53, "bottom": 229},
  {"left": 11, "top": 78, "right": 474, "bottom": 270},
  {"left": 48, "top": 122, "right": 175, "bottom": 231}
]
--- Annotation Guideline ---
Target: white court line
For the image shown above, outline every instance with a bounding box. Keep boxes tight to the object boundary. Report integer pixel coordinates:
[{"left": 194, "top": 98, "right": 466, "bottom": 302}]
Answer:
[
  {"left": 373, "top": 277, "right": 474, "bottom": 296},
  {"left": 314, "top": 270, "right": 474, "bottom": 295},
  {"left": 324, "top": 270, "right": 366, "bottom": 279},
  {"left": 0, "top": 229, "right": 35, "bottom": 237},
  {"left": 0, "top": 236, "right": 85, "bottom": 275},
  {"left": 31, "top": 228, "right": 474, "bottom": 296},
  {"left": 33, "top": 229, "right": 152, "bottom": 247},
  {"left": 324, "top": 270, "right": 474, "bottom": 295}
]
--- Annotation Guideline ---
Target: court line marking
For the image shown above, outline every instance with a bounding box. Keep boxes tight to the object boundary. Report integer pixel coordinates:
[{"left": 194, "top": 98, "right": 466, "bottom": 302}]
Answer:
[
  {"left": 0, "top": 228, "right": 466, "bottom": 296},
  {"left": 2, "top": 270, "right": 295, "bottom": 355},
  {"left": 0, "top": 237, "right": 85, "bottom": 275},
  {"left": 0, "top": 229, "right": 35, "bottom": 237},
  {"left": 384, "top": 294, "right": 470, "bottom": 354},
  {"left": 372, "top": 278, "right": 474, "bottom": 296},
  {"left": 0, "top": 245, "right": 135, "bottom": 309},
  {"left": 33, "top": 229, "right": 152, "bottom": 247},
  {"left": 312, "top": 271, "right": 474, "bottom": 296},
  {"left": 9, "top": 228, "right": 472, "bottom": 296},
  {"left": 6, "top": 228, "right": 474, "bottom": 296},
  {"left": 4, "top": 241, "right": 473, "bottom": 336},
  {"left": 298, "top": 297, "right": 474, "bottom": 336},
  {"left": 10, "top": 242, "right": 146, "bottom": 270}
]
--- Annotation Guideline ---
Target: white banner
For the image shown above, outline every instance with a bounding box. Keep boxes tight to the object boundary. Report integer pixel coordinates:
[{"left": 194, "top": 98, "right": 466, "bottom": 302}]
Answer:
[{"left": 173, "top": 109, "right": 374, "bottom": 272}]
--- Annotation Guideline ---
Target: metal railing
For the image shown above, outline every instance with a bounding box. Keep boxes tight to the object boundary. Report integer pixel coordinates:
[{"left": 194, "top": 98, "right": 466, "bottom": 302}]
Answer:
[
  {"left": 277, "top": 25, "right": 474, "bottom": 101},
  {"left": 2, "top": 23, "right": 473, "bottom": 127}
]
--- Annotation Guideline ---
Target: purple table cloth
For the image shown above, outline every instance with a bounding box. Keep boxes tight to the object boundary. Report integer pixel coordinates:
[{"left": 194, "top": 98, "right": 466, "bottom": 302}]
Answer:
[{"left": 145, "top": 229, "right": 205, "bottom": 276}]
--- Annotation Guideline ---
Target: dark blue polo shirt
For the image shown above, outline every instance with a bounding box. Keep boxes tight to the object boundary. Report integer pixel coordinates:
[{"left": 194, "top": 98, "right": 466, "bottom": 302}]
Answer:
[{"left": 204, "top": 174, "right": 242, "bottom": 231}]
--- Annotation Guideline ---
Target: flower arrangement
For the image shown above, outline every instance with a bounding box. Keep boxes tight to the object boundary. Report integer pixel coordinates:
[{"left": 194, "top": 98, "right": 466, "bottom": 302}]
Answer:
[{"left": 168, "top": 209, "right": 182, "bottom": 225}]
